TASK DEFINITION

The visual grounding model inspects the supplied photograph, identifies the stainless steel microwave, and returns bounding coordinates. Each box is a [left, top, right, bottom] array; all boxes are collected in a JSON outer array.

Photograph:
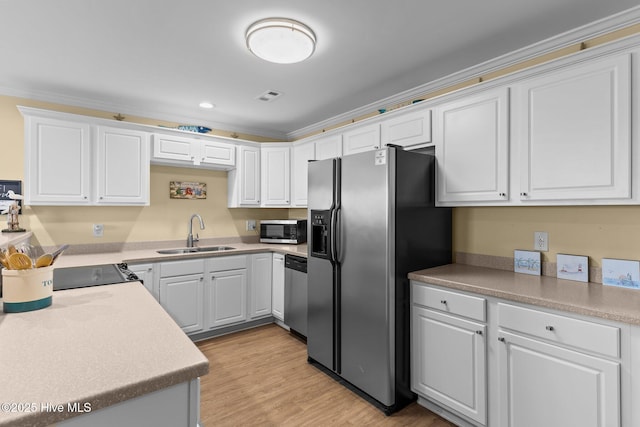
[[260, 220, 307, 244]]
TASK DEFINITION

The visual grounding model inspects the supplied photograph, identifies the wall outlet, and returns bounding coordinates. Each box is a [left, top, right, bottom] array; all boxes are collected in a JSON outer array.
[[246, 220, 256, 231], [534, 231, 548, 251], [93, 224, 104, 238]]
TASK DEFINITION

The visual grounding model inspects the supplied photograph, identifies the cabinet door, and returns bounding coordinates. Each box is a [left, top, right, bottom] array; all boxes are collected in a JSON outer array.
[[412, 306, 486, 424], [239, 145, 261, 205], [343, 124, 380, 155], [272, 253, 285, 321], [498, 330, 620, 427], [261, 146, 290, 206], [152, 134, 195, 163], [128, 263, 155, 299], [96, 126, 150, 205], [25, 116, 92, 205], [381, 108, 431, 148], [159, 273, 204, 334], [206, 269, 247, 328], [291, 142, 315, 207], [250, 253, 273, 318], [315, 134, 343, 160], [435, 87, 509, 204], [200, 139, 235, 168], [516, 54, 631, 202]]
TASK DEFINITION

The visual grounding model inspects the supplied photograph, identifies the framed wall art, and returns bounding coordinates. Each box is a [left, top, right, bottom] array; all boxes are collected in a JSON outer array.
[[169, 181, 207, 199]]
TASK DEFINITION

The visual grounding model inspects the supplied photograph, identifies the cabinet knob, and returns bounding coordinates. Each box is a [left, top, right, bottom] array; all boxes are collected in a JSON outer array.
[[499, 192, 506, 197], [520, 192, 528, 197], [475, 330, 483, 335], [498, 337, 505, 342], [545, 325, 555, 331], [99, 196, 103, 200], [83, 196, 88, 200], [440, 300, 447, 305]]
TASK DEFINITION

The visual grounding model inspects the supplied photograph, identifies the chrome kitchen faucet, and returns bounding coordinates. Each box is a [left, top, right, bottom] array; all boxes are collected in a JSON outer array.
[[187, 213, 205, 247]]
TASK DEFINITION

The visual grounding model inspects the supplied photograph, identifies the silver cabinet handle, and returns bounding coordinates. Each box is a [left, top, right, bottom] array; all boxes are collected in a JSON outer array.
[[499, 192, 506, 197], [440, 300, 447, 305], [520, 192, 528, 196], [498, 337, 505, 342], [545, 325, 555, 331], [475, 330, 483, 335]]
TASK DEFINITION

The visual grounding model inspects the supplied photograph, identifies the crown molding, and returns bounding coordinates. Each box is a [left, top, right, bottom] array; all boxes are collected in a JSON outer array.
[[0, 85, 288, 141], [287, 5, 640, 140]]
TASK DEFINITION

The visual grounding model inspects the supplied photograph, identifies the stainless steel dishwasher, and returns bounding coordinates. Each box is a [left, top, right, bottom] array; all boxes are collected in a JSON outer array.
[[285, 254, 308, 339]]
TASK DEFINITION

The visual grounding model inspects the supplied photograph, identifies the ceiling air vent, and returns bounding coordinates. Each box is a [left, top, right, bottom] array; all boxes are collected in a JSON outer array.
[[256, 90, 283, 102]]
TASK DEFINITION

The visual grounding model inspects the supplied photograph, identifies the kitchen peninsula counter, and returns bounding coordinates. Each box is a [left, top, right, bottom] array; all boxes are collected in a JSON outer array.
[[410, 263, 640, 326], [0, 282, 209, 426]]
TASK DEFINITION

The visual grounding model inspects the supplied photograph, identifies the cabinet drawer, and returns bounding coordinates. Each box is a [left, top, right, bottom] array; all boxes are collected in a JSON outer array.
[[498, 303, 620, 358], [412, 283, 486, 322], [160, 259, 205, 277], [207, 255, 248, 272]]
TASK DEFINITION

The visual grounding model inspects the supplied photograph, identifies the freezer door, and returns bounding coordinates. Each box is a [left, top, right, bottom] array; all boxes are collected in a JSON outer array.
[[338, 148, 395, 406], [307, 159, 337, 371]]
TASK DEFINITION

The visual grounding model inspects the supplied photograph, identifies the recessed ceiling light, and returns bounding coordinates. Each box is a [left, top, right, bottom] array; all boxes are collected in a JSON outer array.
[[246, 18, 316, 64], [199, 101, 215, 109]]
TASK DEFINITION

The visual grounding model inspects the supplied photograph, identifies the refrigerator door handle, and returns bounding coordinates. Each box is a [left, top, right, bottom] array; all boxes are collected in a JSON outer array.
[[330, 207, 338, 263], [333, 205, 342, 263]]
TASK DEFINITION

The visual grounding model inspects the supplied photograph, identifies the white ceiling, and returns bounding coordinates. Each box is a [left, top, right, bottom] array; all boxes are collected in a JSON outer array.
[[0, 0, 638, 139]]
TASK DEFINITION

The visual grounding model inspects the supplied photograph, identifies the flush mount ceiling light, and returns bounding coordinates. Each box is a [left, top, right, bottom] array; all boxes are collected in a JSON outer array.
[[199, 101, 215, 109], [246, 18, 316, 64]]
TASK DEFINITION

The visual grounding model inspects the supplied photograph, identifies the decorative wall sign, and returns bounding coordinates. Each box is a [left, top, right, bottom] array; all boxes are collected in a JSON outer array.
[[0, 180, 22, 213], [170, 181, 207, 199], [557, 254, 589, 283], [602, 258, 640, 289], [514, 250, 541, 276]]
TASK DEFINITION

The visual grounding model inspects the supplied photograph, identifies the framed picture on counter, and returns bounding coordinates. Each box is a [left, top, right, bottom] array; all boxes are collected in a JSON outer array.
[[602, 258, 640, 289], [557, 254, 589, 283], [514, 250, 541, 276]]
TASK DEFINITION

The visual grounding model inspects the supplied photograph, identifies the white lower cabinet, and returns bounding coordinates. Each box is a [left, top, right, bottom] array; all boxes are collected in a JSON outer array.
[[411, 282, 626, 427], [497, 303, 620, 427], [272, 253, 285, 321], [159, 259, 205, 335], [206, 269, 247, 328], [412, 283, 487, 426], [128, 263, 156, 299], [249, 253, 272, 318]]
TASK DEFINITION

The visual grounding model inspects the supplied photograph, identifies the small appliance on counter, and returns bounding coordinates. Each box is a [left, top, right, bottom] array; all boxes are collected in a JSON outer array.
[[260, 219, 307, 244]]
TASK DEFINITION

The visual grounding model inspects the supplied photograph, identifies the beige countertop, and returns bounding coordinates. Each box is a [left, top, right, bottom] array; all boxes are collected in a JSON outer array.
[[410, 264, 640, 326], [0, 282, 209, 427], [53, 242, 307, 269]]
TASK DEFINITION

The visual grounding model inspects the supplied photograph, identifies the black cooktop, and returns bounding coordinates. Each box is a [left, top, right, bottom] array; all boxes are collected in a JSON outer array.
[[53, 263, 139, 291]]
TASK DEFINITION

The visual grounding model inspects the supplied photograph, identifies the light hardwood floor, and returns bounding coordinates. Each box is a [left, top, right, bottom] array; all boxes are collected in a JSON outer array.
[[196, 324, 455, 426]]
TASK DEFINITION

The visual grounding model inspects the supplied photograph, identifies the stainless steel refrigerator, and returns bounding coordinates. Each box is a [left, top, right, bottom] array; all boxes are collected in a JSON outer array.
[[307, 146, 451, 414]]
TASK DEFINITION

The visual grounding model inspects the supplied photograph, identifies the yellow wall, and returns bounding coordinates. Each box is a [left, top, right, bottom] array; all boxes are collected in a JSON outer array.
[[453, 206, 640, 267], [0, 95, 289, 247]]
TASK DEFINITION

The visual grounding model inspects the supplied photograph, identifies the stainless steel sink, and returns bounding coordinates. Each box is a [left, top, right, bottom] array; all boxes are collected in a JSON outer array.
[[157, 246, 235, 254]]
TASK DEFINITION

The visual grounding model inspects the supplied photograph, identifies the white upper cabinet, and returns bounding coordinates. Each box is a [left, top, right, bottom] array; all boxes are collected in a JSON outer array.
[[315, 134, 343, 160], [96, 126, 150, 205], [21, 108, 150, 206], [435, 87, 510, 204], [261, 144, 290, 207], [228, 144, 261, 207], [381, 108, 432, 148], [151, 133, 235, 169], [343, 123, 380, 155], [24, 114, 92, 205], [291, 141, 315, 207], [515, 54, 631, 202]]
